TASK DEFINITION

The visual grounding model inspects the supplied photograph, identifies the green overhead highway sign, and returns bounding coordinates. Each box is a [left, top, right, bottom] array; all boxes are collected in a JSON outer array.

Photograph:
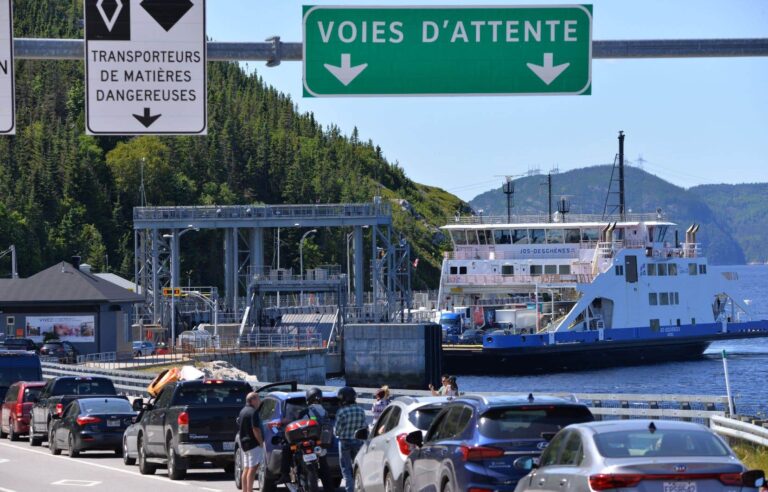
[[303, 5, 592, 97]]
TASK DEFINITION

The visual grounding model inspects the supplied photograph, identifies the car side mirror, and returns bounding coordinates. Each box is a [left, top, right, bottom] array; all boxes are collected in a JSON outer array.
[[354, 427, 369, 440], [405, 430, 423, 447], [742, 470, 765, 488], [271, 435, 283, 445], [513, 456, 537, 471], [132, 398, 144, 411]]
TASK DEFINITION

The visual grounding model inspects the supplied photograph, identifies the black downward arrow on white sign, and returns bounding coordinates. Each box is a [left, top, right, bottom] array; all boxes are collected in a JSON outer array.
[[133, 108, 162, 128], [140, 0, 193, 32]]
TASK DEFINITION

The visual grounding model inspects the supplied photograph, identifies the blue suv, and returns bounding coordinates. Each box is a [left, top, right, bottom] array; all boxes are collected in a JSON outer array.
[[244, 383, 343, 492], [402, 394, 594, 492]]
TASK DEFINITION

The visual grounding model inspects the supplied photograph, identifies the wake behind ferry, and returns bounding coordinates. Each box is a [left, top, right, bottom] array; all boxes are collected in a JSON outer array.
[[438, 134, 768, 374]]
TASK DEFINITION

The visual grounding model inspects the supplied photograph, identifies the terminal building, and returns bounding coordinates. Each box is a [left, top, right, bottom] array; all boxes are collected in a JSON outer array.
[[0, 258, 144, 356]]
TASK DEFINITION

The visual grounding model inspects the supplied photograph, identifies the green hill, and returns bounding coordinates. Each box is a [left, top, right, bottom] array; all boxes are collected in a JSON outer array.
[[0, 2, 470, 288], [469, 166, 749, 265]]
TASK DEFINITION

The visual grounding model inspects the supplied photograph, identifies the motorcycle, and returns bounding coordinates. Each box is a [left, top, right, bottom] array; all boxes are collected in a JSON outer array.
[[271, 418, 330, 492]]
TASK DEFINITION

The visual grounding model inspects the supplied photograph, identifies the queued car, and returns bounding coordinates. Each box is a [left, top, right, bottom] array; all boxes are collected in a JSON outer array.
[[255, 385, 343, 492], [39, 341, 79, 363], [132, 341, 156, 357], [2, 338, 39, 353], [0, 381, 45, 441], [353, 396, 449, 492], [457, 329, 485, 345], [49, 397, 135, 457], [0, 352, 43, 402], [402, 394, 595, 492], [513, 419, 766, 492], [121, 404, 148, 465]]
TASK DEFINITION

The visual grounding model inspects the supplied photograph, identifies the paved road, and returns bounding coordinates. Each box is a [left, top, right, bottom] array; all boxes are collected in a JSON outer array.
[[0, 439, 237, 492]]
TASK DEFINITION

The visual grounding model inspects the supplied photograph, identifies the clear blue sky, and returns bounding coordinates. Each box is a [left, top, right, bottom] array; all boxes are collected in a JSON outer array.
[[208, 1, 768, 201]]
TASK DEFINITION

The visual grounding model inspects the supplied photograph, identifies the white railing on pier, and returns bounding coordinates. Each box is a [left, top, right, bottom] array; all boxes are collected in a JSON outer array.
[[710, 415, 768, 447]]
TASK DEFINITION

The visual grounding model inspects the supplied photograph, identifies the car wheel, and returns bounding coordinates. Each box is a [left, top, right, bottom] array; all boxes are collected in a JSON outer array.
[[123, 438, 136, 465], [354, 468, 365, 492], [234, 448, 243, 490], [138, 436, 157, 475], [8, 420, 18, 441], [261, 467, 277, 492], [49, 431, 61, 455], [441, 479, 453, 492], [167, 443, 187, 480], [402, 474, 412, 492], [384, 471, 396, 492], [28, 419, 41, 447], [0, 423, 7, 439], [67, 433, 79, 458]]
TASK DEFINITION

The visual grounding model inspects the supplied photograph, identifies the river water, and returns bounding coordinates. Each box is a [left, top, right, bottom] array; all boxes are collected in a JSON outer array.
[[457, 265, 768, 416]]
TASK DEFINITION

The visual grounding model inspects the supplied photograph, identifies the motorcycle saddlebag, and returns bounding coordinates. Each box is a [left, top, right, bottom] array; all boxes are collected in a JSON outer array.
[[285, 419, 322, 444]]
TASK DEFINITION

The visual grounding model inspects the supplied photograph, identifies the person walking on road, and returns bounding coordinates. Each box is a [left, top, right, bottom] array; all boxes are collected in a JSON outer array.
[[334, 386, 366, 492], [237, 392, 264, 492], [371, 385, 392, 423]]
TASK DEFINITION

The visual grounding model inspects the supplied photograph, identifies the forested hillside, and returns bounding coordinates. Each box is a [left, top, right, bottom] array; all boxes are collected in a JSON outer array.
[[0, 2, 470, 288], [470, 166, 752, 265]]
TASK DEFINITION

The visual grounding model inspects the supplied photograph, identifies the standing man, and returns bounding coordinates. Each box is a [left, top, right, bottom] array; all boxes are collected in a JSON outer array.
[[238, 392, 264, 492], [334, 386, 366, 492]]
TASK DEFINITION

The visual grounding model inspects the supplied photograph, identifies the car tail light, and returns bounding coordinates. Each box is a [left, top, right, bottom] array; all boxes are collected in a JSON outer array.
[[718, 473, 743, 486], [589, 474, 644, 490], [468, 488, 494, 492], [178, 411, 189, 434], [76, 416, 102, 426], [396, 433, 411, 456], [204, 380, 224, 384], [14, 403, 23, 416], [55, 403, 64, 416], [459, 445, 505, 461]]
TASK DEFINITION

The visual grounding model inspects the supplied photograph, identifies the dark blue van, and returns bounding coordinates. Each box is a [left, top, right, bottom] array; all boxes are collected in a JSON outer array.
[[0, 352, 43, 401]]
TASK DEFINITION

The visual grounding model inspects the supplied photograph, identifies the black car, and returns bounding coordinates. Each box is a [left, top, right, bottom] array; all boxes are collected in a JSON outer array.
[[49, 397, 135, 457], [458, 329, 486, 344], [39, 341, 78, 363], [2, 338, 38, 353]]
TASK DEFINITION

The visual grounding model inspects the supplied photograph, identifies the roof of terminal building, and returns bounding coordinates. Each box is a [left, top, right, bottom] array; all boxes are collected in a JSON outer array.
[[0, 262, 144, 305]]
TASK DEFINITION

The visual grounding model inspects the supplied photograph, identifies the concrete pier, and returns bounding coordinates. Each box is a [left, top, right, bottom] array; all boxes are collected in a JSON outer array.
[[344, 323, 442, 389]]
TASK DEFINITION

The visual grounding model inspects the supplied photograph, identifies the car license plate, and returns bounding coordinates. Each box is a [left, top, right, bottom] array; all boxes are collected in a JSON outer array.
[[107, 419, 121, 427], [302, 453, 317, 463], [663, 482, 697, 492], [223, 441, 234, 451]]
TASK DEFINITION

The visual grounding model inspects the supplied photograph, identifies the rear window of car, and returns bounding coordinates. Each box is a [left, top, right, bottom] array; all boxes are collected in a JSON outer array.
[[0, 356, 43, 387], [54, 378, 116, 395], [174, 384, 249, 406], [478, 405, 594, 440], [594, 429, 731, 458], [79, 399, 132, 414], [408, 406, 444, 430], [23, 387, 42, 402]]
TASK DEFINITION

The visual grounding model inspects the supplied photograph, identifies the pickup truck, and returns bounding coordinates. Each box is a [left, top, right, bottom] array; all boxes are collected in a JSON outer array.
[[133, 379, 251, 480], [29, 376, 117, 446]]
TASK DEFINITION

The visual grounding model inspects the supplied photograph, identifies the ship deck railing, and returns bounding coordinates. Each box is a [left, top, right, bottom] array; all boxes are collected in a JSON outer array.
[[450, 212, 664, 225], [444, 273, 595, 286], [445, 242, 701, 260]]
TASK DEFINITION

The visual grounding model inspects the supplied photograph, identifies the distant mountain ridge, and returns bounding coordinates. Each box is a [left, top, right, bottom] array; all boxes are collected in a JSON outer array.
[[469, 166, 765, 265]]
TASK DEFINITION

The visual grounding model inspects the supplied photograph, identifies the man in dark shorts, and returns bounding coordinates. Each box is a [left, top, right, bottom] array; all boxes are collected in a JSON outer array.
[[238, 392, 264, 492]]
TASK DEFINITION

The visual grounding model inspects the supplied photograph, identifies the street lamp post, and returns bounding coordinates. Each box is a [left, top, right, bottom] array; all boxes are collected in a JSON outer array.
[[299, 229, 317, 304], [163, 226, 198, 348]]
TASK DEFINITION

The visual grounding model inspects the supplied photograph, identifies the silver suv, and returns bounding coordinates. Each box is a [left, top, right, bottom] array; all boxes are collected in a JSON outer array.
[[353, 396, 449, 492]]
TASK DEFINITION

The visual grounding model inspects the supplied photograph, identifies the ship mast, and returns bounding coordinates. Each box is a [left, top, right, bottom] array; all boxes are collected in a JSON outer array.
[[618, 130, 626, 221]]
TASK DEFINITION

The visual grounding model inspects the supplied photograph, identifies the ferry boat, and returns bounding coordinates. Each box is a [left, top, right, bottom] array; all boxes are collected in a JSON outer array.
[[438, 140, 768, 374]]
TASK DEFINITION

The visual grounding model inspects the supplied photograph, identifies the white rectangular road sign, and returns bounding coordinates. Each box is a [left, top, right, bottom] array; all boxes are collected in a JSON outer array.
[[85, 0, 206, 135], [0, 0, 14, 134]]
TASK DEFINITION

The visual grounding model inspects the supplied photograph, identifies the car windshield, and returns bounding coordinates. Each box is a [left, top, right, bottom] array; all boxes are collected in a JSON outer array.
[[408, 406, 444, 430], [174, 384, 249, 406], [478, 405, 593, 440], [55, 379, 115, 395], [79, 399, 133, 414], [594, 429, 731, 458], [23, 387, 42, 402]]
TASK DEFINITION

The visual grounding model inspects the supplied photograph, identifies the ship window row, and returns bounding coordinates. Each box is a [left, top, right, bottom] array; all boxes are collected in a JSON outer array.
[[689, 263, 707, 275], [451, 228, 601, 246], [646, 263, 678, 276], [449, 266, 468, 275], [448, 264, 572, 276], [648, 292, 680, 306]]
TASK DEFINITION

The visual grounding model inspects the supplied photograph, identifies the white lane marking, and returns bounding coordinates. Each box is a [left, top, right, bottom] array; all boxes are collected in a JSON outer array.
[[0, 487, 17, 492], [199, 488, 221, 492], [0, 459, 9, 464], [0, 442, 190, 487], [52, 479, 101, 487]]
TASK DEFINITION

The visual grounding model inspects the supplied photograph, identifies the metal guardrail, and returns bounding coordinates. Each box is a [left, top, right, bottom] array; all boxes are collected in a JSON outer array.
[[710, 415, 768, 447]]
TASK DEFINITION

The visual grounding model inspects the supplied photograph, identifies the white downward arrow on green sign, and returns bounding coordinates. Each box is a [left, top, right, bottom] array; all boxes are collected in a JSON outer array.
[[527, 53, 570, 85], [324, 54, 368, 86]]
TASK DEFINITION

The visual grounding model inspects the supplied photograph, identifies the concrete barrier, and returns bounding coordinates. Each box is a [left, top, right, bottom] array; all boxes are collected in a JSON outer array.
[[343, 323, 442, 389], [194, 348, 326, 385]]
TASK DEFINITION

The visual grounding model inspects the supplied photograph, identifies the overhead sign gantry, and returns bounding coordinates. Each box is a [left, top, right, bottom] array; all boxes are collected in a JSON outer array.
[[84, 0, 207, 135], [0, 0, 14, 134], [303, 5, 593, 97]]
